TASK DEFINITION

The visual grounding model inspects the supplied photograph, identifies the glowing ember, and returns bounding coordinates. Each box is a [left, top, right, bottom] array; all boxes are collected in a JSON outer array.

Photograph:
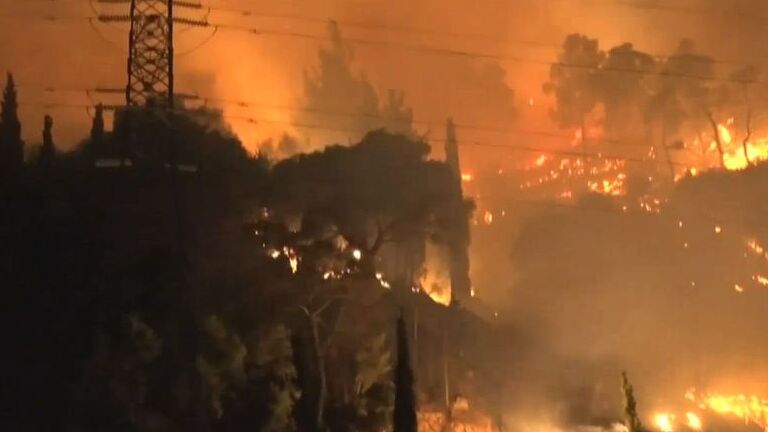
[[283, 246, 299, 274], [483, 210, 494, 225], [375, 272, 391, 289], [420, 242, 452, 306], [745, 239, 768, 261], [352, 248, 362, 261], [734, 284, 744, 293], [588, 176, 625, 196], [461, 173, 474, 182], [685, 412, 702, 431], [654, 413, 675, 432]]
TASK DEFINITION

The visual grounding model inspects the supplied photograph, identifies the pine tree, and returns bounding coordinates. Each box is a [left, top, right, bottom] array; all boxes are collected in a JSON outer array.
[[393, 313, 417, 432], [0, 72, 23, 172], [39, 115, 55, 168], [622, 371, 643, 432]]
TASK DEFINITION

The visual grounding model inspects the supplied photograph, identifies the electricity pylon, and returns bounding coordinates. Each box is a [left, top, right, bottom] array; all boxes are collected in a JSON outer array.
[[126, 0, 175, 108]]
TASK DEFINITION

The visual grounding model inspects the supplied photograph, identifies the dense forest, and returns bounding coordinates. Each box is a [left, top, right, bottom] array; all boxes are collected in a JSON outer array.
[[7, 9, 768, 429], [0, 71, 515, 432]]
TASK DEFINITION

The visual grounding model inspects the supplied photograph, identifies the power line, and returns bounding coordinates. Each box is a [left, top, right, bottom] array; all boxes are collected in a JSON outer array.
[[15, 83, 625, 145], [200, 4, 558, 50], [19, 96, 682, 166], [230, 0, 768, 23], [12, 8, 766, 84], [12, 82, 719, 162], [187, 94, 626, 144], [456, 140, 689, 166], [195, 2, 760, 68], [216, 112, 695, 167], [163, 18, 763, 85]]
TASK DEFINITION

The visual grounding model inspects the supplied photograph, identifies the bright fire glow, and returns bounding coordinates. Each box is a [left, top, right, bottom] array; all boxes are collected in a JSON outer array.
[[283, 246, 299, 274], [746, 239, 768, 261], [352, 248, 362, 261], [687, 389, 768, 431], [461, 173, 474, 182], [685, 412, 702, 431], [419, 242, 452, 306], [709, 122, 768, 171], [654, 413, 674, 432], [483, 210, 494, 225]]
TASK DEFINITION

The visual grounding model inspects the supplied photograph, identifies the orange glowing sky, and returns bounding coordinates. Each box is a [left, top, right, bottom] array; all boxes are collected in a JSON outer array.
[[4, 0, 765, 158]]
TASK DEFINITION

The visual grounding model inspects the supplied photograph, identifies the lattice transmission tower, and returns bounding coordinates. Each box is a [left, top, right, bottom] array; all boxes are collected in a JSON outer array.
[[97, 0, 207, 108], [126, 0, 175, 109]]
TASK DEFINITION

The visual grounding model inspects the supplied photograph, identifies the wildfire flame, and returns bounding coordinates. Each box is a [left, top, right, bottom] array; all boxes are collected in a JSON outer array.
[[702, 122, 768, 171], [685, 412, 702, 431], [654, 413, 675, 432], [702, 393, 768, 430], [686, 389, 768, 431], [419, 242, 452, 306]]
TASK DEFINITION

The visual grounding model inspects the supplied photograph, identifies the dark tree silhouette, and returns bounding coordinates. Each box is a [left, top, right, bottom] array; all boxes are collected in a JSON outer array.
[[442, 119, 471, 303], [297, 22, 414, 150], [0, 72, 23, 175], [39, 115, 56, 169], [599, 43, 656, 134], [292, 330, 322, 432], [88, 103, 105, 164], [393, 313, 417, 432], [444, 118, 460, 178], [621, 371, 643, 432], [269, 130, 473, 284], [543, 34, 604, 131]]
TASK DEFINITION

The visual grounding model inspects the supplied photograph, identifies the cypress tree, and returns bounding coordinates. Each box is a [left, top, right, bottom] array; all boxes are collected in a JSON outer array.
[[393, 313, 417, 432], [444, 118, 460, 179], [88, 103, 105, 164], [443, 117, 472, 305], [0, 72, 23, 172], [39, 115, 55, 168], [622, 371, 643, 432]]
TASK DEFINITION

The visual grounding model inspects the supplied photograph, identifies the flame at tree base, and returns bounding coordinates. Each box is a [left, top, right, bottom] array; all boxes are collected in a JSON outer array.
[[418, 397, 494, 432]]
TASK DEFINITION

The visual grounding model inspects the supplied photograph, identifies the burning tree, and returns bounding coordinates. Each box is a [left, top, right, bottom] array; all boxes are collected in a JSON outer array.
[[543, 34, 604, 139], [599, 43, 656, 136], [267, 130, 473, 289]]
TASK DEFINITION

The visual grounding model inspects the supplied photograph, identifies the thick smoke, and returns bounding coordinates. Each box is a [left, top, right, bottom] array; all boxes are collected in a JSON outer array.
[[7, 1, 768, 428]]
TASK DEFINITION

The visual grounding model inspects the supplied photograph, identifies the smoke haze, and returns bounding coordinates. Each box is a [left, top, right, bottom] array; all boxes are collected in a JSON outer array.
[[6, 1, 768, 429]]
